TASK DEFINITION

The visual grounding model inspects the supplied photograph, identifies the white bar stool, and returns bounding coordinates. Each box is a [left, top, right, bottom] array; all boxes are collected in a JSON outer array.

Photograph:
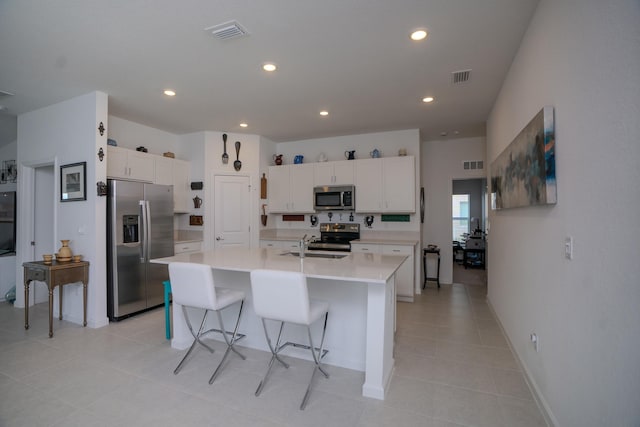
[[168, 262, 246, 384], [250, 269, 329, 410]]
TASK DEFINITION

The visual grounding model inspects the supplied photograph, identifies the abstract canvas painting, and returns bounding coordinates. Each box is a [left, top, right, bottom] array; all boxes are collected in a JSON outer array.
[[490, 106, 556, 210]]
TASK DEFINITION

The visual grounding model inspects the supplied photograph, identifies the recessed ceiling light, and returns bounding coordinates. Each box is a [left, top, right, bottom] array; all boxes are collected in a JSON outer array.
[[410, 29, 428, 41], [163, 90, 176, 96], [422, 96, 434, 103], [239, 123, 248, 128], [262, 63, 277, 72], [319, 110, 329, 116]]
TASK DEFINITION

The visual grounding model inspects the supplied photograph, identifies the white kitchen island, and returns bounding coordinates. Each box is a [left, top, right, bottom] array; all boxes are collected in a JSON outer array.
[[151, 247, 406, 400]]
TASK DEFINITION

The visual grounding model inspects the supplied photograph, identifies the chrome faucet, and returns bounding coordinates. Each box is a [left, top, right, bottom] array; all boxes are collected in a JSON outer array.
[[298, 234, 315, 258], [299, 234, 308, 258]]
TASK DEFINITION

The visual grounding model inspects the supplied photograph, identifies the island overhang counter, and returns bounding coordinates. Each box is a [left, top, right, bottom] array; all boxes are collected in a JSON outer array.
[[151, 247, 407, 400]]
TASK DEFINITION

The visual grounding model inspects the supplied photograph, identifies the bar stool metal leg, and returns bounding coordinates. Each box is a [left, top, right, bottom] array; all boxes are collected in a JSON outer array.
[[209, 301, 246, 384], [301, 312, 330, 410], [174, 306, 215, 375], [255, 319, 289, 396]]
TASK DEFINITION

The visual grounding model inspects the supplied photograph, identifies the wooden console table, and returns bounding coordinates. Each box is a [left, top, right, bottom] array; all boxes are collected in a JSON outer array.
[[23, 260, 89, 338]]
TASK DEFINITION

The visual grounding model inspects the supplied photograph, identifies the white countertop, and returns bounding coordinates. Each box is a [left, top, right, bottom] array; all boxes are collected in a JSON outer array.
[[152, 247, 407, 284]]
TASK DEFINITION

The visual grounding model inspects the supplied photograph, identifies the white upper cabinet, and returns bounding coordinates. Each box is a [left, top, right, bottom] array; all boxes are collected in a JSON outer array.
[[154, 155, 173, 185], [268, 165, 291, 212], [354, 159, 383, 212], [314, 160, 354, 186], [355, 156, 415, 213], [107, 146, 155, 182], [172, 159, 190, 213], [268, 164, 315, 213], [108, 146, 191, 213], [382, 156, 415, 212]]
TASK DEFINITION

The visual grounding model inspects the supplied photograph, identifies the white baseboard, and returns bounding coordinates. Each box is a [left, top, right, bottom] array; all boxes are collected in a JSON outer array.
[[486, 297, 558, 427]]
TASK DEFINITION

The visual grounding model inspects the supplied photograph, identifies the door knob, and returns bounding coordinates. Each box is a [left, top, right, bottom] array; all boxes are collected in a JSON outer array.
[[216, 237, 224, 241]]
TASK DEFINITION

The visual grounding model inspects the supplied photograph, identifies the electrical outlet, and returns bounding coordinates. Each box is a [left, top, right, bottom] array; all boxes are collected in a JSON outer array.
[[530, 333, 539, 352], [565, 236, 573, 260]]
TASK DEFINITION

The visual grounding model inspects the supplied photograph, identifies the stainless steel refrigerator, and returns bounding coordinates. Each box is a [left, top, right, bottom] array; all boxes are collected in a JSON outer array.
[[107, 180, 174, 320]]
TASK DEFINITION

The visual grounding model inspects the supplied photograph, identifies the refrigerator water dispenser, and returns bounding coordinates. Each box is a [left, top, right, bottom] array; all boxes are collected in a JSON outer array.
[[123, 215, 139, 243]]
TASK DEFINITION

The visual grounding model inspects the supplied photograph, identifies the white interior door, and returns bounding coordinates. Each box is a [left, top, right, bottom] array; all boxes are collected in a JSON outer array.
[[213, 175, 251, 248], [33, 165, 55, 304]]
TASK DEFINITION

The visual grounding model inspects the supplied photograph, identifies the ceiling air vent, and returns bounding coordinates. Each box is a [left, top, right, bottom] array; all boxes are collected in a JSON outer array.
[[204, 20, 249, 41], [451, 69, 472, 84]]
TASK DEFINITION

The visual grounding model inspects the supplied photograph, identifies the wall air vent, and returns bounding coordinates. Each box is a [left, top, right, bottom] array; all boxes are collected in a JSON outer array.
[[204, 20, 249, 41], [451, 69, 472, 84], [463, 160, 484, 170]]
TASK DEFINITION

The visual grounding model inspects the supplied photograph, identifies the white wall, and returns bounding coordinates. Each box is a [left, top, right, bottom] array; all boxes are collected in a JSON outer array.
[[201, 131, 262, 249], [486, 1, 640, 425], [273, 129, 421, 232], [174, 132, 205, 231], [175, 131, 277, 247], [0, 140, 17, 301], [275, 129, 418, 164], [422, 137, 486, 284], [259, 136, 277, 231], [107, 116, 179, 153], [16, 92, 109, 328]]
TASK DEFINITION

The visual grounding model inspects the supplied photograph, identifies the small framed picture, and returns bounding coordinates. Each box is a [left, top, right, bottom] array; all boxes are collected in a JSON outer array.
[[60, 162, 87, 202]]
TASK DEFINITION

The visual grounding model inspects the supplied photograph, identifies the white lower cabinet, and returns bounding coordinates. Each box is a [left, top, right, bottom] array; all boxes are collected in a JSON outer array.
[[259, 240, 299, 251], [351, 242, 414, 301], [174, 241, 202, 254], [280, 240, 300, 251], [259, 240, 282, 249], [350, 243, 381, 254], [381, 245, 414, 301]]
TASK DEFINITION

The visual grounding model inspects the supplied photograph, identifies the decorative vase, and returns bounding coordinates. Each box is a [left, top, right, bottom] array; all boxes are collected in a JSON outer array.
[[57, 240, 73, 260]]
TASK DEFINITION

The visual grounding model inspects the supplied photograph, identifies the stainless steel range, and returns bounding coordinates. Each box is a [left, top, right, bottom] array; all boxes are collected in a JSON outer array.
[[307, 223, 360, 252]]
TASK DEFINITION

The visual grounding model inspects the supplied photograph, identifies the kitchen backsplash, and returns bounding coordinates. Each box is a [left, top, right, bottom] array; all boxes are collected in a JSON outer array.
[[271, 211, 418, 232]]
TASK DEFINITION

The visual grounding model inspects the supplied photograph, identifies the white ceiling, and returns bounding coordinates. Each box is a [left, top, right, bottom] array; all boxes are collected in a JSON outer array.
[[0, 0, 539, 147]]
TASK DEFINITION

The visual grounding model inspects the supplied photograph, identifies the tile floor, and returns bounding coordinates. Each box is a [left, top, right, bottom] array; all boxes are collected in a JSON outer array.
[[0, 273, 547, 426]]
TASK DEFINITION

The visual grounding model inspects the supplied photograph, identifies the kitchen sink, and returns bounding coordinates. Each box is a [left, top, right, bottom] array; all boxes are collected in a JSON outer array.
[[281, 252, 348, 259]]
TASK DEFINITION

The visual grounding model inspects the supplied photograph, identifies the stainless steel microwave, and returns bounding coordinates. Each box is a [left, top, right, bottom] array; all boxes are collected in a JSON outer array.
[[313, 185, 355, 211]]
